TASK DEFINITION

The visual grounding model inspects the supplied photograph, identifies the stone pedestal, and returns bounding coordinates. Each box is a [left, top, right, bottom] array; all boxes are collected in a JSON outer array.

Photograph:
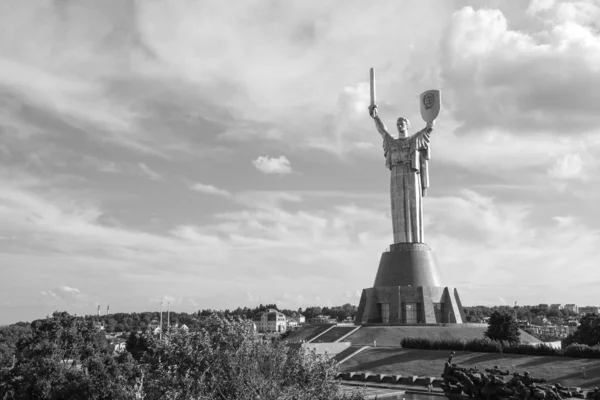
[[354, 243, 466, 324]]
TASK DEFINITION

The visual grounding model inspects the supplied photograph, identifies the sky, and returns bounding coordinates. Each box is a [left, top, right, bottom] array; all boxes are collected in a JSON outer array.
[[1, 0, 600, 325]]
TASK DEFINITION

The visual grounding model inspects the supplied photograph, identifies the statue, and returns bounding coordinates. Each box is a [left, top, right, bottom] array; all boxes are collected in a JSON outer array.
[[368, 67, 440, 244]]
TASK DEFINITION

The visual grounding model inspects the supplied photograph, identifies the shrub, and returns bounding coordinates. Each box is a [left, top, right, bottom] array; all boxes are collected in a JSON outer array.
[[464, 338, 502, 353], [401, 337, 465, 350], [563, 344, 600, 359], [506, 343, 563, 357]]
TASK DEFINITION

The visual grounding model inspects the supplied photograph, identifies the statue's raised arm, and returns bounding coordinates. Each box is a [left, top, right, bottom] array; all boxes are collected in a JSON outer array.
[[368, 68, 392, 141], [369, 105, 390, 139]]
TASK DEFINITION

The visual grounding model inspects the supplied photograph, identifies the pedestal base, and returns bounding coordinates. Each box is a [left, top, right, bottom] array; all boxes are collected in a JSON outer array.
[[354, 242, 466, 324], [354, 285, 466, 324], [374, 243, 441, 287]]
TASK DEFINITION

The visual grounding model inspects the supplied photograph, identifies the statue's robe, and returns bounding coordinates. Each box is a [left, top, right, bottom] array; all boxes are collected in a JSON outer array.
[[383, 127, 431, 243]]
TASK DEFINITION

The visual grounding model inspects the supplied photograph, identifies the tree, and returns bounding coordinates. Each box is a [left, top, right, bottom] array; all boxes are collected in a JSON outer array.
[[484, 311, 521, 344], [125, 331, 154, 362], [2, 311, 141, 399], [562, 313, 600, 347], [139, 314, 363, 400], [0, 322, 30, 368]]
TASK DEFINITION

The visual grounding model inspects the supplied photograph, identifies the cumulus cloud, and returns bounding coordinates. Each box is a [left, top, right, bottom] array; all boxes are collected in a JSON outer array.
[[252, 156, 292, 175], [440, 2, 600, 134], [424, 190, 600, 305], [190, 182, 231, 197]]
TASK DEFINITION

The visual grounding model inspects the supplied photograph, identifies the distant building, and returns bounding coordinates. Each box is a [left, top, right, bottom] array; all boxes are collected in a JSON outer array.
[[114, 342, 127, 354], [579, 306, 599, 315], [93, 321, 105, 331], [248, 321, 257, 333], [528, 324, 569, 338], [531, 316, 549, 326], [517, 320, 531, 330], [563, 304, 578, 314], [148, 319, 160, 331], [287, 319, 298, 329], [289, 312, 306, 325], [253, 309, 287, 333], [556, 325, 570, 338]]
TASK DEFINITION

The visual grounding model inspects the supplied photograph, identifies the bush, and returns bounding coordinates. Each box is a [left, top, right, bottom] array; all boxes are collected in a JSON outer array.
[[507, 343, 563, 357], [400, 337, 465, 350], [563, 344, 600, 359], [464, 338, 502, 353]]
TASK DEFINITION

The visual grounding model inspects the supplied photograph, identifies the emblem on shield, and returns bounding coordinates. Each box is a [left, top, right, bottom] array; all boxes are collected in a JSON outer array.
[[420, 90, 441, 123]]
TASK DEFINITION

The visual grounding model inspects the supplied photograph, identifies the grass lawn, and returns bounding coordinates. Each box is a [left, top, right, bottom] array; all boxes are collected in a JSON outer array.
[[339, 348, 600, 389], [315, 326, 356, 343], [283, 324, 335, 343]]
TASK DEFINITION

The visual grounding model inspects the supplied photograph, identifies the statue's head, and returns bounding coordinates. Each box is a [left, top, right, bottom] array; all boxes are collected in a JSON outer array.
[[396, 117, 410, 138]]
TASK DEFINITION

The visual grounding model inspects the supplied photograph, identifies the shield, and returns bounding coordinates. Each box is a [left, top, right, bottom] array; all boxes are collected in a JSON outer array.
[[420, 90, 441, 123]]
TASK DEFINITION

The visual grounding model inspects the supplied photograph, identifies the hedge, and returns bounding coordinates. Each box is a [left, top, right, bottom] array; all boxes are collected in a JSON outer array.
[[400, 337, 600, 358]]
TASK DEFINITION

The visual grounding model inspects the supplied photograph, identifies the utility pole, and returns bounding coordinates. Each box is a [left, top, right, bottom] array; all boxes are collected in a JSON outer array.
[[159, 302, 163, 340], [167, 302, 171, 333]]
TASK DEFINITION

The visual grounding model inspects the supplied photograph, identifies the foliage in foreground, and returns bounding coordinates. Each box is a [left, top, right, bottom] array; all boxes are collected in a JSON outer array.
[[0, 312, 363, 400]]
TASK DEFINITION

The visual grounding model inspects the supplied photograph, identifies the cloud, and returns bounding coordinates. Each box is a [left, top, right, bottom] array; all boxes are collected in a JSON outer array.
[[190, 182, 231, 197], [547, 153, 584, 179], [440, 3, 600, 134], [3, 0, 600, 324], [59, 286, 80, 294], [424, 190, 600, 305], [252, 156, 292, 175], [138, 163, 163, 181], [2, 171, 600, 322], [40, 285, 90, 305]]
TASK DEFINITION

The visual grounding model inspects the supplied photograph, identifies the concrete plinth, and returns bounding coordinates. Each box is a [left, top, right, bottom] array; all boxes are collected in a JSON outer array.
[[354, 285, 466, 324], [354, 242, 466, 324], [373, 243, 441, 288]]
